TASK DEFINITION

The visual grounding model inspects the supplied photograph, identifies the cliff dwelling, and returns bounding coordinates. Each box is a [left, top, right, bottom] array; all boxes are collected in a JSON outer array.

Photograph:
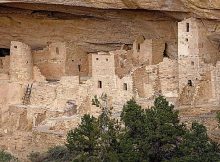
[[0, 1, 220, 161]]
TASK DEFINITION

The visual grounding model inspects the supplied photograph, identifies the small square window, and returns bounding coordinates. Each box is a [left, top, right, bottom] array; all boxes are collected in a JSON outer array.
[[188, 80, 192, 86], [96, 58, 99, 60], [106, 58, 108, 61], [123, 83, 128, 91], [98, 81, 102, 88], [14, 46, 17, 49]]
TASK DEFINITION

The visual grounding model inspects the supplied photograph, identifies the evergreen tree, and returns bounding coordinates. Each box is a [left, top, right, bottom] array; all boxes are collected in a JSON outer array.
[[171, 122, 220, 162], [119, 99, 146, 161], [66, 94, 121, 162], [66, 114, 101, 161], [120, 96, 186, 162], [120, 96, 220, 161], [144, 96, 186, 161], [66, 95, 220, 162]]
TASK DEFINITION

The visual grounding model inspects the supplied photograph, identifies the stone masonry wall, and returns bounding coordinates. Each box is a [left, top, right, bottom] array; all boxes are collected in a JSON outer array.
[[158, 58, 178, 98], [33, 42, 66, 80], [152, 39, 165, 65], [0, 56, 10, 74], [10, 41, 33, 82], [65, 43, 89, 77], [178, 18, 200, 95], [133, 37, 164, 66], [114, 50, 133, 78], [178, 18, 220, 106]]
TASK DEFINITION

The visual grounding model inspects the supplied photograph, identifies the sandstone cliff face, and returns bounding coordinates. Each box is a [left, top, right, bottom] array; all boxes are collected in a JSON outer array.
[[0, 1, 219, 160], [0, 0, 219, 54], [1, 0, 220, 19], [0, 3, 178, 56]]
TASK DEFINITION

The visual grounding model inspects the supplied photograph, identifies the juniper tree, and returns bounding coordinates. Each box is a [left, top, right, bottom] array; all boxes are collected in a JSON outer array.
[[66, 94, 121, 161]]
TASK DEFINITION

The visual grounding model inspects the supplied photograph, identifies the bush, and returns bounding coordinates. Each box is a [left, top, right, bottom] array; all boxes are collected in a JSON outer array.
[[0, 150, 18, 162], [28, 146, 74, 162], [45, 146, 73, 162], [28, 152, 43, 162]]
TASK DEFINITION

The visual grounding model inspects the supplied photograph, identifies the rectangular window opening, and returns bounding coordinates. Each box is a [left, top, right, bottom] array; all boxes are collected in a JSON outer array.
[[0, 48, 10, 57], [56, 47, 59, 54], [186, 23, 189, 32], [78, 65, 81, 72], [137, 43, 140, 52], [123, 83, 128, 91], [98, 81, 102, 88], [188, 80, 192, 86]]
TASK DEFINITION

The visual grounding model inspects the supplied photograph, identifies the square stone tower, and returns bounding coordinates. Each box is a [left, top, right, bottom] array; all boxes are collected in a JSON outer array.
[[88, 52, 117, 96], [178, 18, 201, 94], [178, 18, 220, 105]]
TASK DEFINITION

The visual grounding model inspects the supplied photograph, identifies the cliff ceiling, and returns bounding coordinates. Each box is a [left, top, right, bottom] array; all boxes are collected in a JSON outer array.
[[1, 0, 220, 19], [0, 0, 219, 53]]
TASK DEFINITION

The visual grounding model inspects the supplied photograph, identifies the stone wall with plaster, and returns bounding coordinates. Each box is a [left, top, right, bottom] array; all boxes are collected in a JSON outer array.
[[33, 42, 66, 80], [0, 56, 10, 74], [158, 58, 178, 98], [133, 36, 164, 65], [114, 50, 133, 78], [178, 18, 220, 106], [65, 44, 89, 77], [10, 41, 33, 82]]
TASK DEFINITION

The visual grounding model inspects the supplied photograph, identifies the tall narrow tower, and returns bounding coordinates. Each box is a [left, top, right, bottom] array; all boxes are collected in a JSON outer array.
[[178, 18, 200, 94]]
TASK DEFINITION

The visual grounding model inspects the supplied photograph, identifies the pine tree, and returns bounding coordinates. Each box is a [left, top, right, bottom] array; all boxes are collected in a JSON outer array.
[[120, 96, 185, 161], [66, 95, 220, 162], [66, 94, 121, 161], [171, 122, 220, 162], [66, 114, 101, 161]]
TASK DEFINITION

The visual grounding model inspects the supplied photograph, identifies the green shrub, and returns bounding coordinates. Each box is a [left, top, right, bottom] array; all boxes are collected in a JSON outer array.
[[28, 152, 42, 162], [0, 150, 18, 162], [45, 146, 72, 162], [28, 146, 74, 162]]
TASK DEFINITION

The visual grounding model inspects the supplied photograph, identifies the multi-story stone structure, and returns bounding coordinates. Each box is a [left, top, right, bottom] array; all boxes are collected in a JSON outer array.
[[178, 18, 220, 106], [0, 17, 220, 160]]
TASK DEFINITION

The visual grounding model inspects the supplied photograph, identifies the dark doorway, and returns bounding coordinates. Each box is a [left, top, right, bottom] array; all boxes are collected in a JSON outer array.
[[78, 65, 81, 72], [163, 43, 169, 58], [137, 43, 140, 52], [98, 81, 102, 88], [123, 83, 128, 91]]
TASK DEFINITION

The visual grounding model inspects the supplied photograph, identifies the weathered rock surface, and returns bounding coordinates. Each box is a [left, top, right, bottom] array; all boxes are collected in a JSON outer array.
[[0, 1, 219, 53], [0, 3, 178, 54], [1, 0, 220, 19], [0, 0, 219, 161]]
